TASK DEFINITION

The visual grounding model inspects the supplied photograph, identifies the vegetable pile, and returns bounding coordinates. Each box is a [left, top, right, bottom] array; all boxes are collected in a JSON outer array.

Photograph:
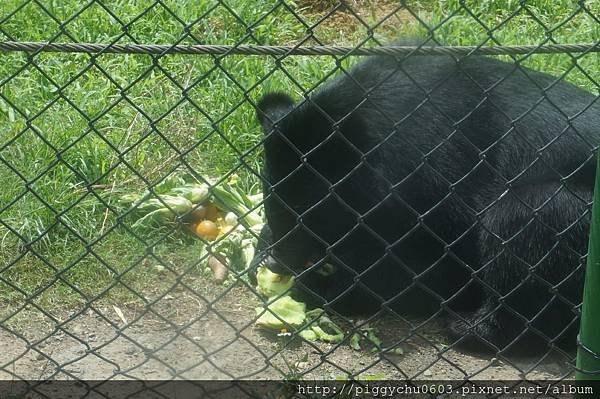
[[120, 175, 263, 284], [254, 266, 344, 343], [253, 266, 391, 350], [119, 175, 378, 349]]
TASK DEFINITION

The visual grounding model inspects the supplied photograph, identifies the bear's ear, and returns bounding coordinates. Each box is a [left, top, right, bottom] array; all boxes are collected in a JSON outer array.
[[256, 92, 295, 132]]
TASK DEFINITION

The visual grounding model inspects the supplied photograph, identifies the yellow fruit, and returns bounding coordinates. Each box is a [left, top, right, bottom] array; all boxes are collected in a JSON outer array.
[[195, 220, 219, 240]]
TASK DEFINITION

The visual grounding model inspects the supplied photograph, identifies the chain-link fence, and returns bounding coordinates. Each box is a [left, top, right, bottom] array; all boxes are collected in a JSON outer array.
[[1, 0, 599, 397]]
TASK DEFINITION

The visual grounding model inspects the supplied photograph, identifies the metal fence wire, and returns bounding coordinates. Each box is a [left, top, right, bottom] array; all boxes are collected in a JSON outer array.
[[0, 0, 599, 396]]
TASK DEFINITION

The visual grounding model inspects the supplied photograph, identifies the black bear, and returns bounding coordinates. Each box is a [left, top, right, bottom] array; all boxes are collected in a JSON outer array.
[[254, 45, 600, 353]]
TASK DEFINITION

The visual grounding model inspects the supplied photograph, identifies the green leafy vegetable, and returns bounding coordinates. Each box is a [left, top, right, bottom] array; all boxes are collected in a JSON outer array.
[[256, 266, 294, 298], [169, 183, 210, 203], [255, 296, 307, 330]]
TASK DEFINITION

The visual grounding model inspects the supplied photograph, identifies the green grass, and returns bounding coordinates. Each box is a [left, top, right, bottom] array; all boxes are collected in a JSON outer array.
[[0, 0, 598, 317], [410, 0, 600, 90], [0, 0, 318, 316]]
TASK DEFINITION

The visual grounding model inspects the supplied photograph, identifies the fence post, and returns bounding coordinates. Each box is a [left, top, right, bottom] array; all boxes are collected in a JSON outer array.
[[576, 153, 600, 380]]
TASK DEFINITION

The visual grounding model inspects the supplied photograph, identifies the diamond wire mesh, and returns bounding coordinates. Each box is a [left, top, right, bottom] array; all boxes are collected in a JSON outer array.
[[0, 0, 599, 395]]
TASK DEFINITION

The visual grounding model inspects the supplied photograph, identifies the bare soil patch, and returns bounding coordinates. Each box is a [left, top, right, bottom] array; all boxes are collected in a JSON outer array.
[[0, 279, 575, 381]]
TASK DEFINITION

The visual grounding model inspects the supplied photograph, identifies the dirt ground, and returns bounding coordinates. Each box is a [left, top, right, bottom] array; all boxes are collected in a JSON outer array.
[[0, 277, 576, 383], [298, 0, 416, 45]]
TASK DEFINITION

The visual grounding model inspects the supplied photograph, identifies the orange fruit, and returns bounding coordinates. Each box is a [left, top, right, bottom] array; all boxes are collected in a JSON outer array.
[[195, 220, 219, 240]]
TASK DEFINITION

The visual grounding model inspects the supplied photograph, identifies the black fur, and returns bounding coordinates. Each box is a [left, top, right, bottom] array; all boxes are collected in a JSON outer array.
[[254, 49, 599, 352]]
